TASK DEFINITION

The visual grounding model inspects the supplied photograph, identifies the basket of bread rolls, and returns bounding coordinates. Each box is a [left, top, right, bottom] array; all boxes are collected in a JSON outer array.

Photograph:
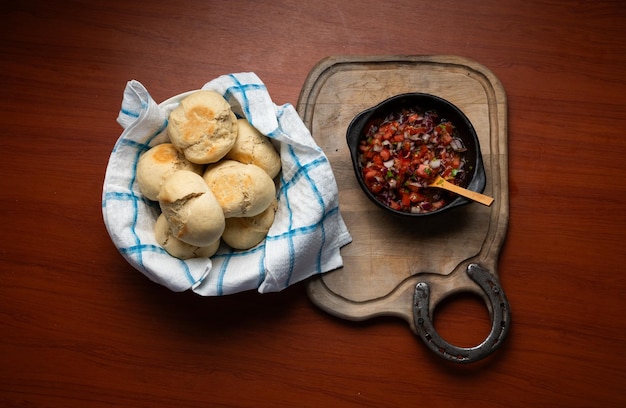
[[139, 90, 281, 258], [102, 73, 351, 296]]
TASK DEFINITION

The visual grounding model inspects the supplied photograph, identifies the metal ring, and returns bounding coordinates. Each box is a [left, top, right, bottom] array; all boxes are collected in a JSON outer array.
[[413, 263, 511, 363]]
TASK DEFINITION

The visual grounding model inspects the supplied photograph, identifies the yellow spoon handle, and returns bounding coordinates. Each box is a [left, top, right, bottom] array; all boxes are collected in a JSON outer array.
[[429, 176, 494, 207]]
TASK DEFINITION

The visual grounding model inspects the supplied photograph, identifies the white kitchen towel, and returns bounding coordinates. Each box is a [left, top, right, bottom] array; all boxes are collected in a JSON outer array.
[[102, 73, 352, 295]]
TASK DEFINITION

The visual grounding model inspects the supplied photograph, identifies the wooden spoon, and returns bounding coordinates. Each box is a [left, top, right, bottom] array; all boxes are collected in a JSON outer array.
[[428, 175, 494, 207]]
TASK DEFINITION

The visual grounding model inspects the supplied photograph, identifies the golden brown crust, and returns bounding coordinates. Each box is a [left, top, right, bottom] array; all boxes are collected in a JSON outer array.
[[167, 91, 238, 164], [221, 198, 278, 249], [225, 119, 281, 178], [202, 160, 276, 218], [157, 170, 225, 247], [136, 143, 203, 201], [154, 214, 220, 259]]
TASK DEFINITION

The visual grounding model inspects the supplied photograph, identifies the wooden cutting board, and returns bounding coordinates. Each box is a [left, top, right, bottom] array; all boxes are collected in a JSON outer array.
[[297, 55, 509, 359]]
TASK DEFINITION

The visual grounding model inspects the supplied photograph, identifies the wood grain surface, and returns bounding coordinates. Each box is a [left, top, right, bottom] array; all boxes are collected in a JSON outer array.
[[1, 1, 625, 407], [300, 56, 509, 335]]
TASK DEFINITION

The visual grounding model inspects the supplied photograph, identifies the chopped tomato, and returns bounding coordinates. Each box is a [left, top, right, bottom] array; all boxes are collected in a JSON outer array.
[[417, 144, 429, 159], [409, 191, 425, 203], [359, 107, 467, 213], [416, 164, 433, 179], [401, 191, 411, 208], [405, 181, 421, 192], [380, 148, 391, 161], [451, 156, 461, 168], [441, 132, 453, 145], [364, 169, 379, 180], [402, 140, 412, 152], [368, 181, 384, 194]]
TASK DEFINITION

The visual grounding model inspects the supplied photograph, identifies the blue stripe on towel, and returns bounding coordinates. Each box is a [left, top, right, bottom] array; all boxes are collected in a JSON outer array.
[[287, 145, 326, 285], [107, 117, 170, 273], [127, 123, 166, 269], [212, 244, 266, 295], [257, 248, 266, 287], [120, 107, 140, 119], [280, 156, 328, 190], [102, 191, 156, 208], [216, 249, 233, 296], [225, 74, 266, 121], [295, 152, 327, 274], [106, 74, 349, 295], [120, 245, 196, 285], [266, 206, 338, 241], [281, 171, 296, 286]]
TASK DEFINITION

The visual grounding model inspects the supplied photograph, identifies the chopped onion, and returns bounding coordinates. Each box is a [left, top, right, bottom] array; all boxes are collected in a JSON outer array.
[[358, 107, 467, 214], [406, 180, 424, 189], [450, 138, 466, 152]]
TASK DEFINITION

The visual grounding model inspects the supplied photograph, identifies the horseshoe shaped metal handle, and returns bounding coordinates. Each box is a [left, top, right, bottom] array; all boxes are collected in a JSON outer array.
[[413, 263, 511, 363]]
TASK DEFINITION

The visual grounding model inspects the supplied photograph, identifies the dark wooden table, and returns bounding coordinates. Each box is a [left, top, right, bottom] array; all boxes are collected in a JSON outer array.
[[1, 1, 625, 407]]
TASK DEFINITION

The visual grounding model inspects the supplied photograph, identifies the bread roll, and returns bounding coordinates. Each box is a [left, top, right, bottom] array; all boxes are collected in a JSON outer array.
[[222, 198, 278, 250], [202, 160, 276, 218], [167, 90, 238, 164], [157, 170, 225, 247], [225, 119, 281, 178], [136, 143, 204, 201], [154, 214, 220, 259]]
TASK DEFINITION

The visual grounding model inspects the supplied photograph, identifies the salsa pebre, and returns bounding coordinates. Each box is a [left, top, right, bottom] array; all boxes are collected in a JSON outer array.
[[358, 107, 469, 213]]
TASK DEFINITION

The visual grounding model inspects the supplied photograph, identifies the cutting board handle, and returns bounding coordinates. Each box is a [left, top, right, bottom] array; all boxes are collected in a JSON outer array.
[[413, 263, 510, 363]]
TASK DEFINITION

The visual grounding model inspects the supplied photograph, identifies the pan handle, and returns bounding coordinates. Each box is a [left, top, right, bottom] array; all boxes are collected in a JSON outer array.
[[413, 263, 511, 363]]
